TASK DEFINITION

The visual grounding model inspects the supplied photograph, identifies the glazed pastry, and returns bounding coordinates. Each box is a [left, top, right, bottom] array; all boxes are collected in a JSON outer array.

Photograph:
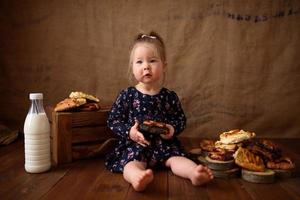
[[234, 147, 265, 172], [69, 91, 100, 102], [220, 129, 255, 144], [54, 98, 86, 112]]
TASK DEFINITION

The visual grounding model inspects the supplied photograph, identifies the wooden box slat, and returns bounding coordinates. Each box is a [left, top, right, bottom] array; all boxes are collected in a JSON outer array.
[[72, 126, 114, 144], [46, 107, 109, 127], [52, 113, 73, 164], [71, 111, 108, 127]]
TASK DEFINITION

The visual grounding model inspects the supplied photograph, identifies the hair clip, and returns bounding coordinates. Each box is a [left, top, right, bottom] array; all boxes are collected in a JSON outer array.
[[141, 34, 157, 39]]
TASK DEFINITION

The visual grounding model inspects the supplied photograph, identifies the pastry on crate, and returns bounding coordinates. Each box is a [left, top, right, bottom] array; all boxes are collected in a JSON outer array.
[[69, 91, 100, 102], [54, 98, 86, 112], [54, 91, 100, 112], [79, 102, 101, 111]]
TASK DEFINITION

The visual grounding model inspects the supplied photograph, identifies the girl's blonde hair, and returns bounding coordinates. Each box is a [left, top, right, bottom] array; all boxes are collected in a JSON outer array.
[[127, 31, 167, 84]]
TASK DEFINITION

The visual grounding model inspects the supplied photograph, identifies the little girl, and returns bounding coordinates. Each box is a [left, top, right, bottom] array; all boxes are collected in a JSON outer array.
[[105, 31, 213, 192]]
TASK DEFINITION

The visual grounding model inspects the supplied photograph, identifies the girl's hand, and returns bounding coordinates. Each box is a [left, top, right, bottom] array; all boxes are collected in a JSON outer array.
[[129, 121, 150, 147], [160, 124, 174, 140]]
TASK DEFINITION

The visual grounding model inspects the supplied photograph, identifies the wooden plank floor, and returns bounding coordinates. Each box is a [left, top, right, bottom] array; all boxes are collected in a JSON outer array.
[[0, 137, 299, 200]]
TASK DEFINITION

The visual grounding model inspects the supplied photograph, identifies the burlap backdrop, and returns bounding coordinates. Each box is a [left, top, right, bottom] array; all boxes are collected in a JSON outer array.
[[0, 0, 299, 138]]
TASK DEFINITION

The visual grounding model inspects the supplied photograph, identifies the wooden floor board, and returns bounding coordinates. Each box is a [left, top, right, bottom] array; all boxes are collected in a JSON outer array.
[[0, 158, 70, 200], [41, 159, 130, 200], [84, 162, 130, 200], [0, 141, 23, 172], [240, 179, 296, 200], [168, 171, 209, 200], [206, 178, 253, 200], [279, 178, 300, 200], [125, 169, 168, 200], [0, 140, 70, 200], [0, 138, 299, 199]]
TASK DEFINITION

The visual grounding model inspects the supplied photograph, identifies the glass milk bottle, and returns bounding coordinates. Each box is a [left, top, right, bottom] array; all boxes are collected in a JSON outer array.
[[23, 93, 51, 173]]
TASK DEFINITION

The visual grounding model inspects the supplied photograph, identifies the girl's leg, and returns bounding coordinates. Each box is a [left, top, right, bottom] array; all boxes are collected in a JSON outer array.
[[123, 160, 154, 192], [165, 156, 213, 186]]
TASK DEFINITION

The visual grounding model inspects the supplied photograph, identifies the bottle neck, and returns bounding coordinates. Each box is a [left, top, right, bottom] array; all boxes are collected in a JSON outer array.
[[29, 99, 45, 114]]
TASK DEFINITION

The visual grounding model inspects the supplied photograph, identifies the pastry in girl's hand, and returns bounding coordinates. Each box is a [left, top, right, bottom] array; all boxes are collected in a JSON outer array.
[[138, 120, 169, 136]]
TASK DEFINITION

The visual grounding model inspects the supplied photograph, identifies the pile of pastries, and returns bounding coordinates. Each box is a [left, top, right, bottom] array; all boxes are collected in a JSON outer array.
[[54, 91, 100, 112], [192, 129, 295, 181]]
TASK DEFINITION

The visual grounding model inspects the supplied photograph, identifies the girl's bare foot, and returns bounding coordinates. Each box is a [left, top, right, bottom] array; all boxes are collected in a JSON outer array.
[[131, 169, 154, 191], [190, 165, 213, 186]]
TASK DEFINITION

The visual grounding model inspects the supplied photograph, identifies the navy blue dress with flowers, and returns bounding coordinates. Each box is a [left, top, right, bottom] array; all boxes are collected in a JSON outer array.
[[105, 86, 187, 172]]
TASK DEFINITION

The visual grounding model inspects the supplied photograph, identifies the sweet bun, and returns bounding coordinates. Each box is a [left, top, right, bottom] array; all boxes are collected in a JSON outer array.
[[220, 129, 255, 144]]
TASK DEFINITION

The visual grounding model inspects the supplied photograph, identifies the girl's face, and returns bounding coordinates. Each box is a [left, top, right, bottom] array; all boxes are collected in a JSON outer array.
[[131, 43, 165, 86]]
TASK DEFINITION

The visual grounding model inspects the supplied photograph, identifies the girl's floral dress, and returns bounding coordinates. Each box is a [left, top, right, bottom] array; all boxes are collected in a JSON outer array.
[[105, 87, 187, 172]]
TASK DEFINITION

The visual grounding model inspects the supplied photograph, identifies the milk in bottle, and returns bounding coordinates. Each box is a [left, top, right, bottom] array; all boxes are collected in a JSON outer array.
[[24, 93, 51, 173]]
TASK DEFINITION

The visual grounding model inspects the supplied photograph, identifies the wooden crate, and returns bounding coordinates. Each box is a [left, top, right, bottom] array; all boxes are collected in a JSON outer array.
[[45, 106, 116, 165]]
